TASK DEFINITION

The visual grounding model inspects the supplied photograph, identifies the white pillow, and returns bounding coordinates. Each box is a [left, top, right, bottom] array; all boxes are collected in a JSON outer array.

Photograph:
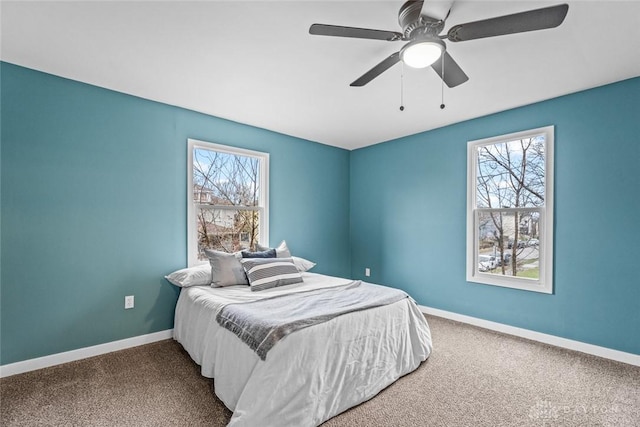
[[165, 264, 211, 287], [256, 240, 292, 258], [204, 249, 249, 287], [292, 256, 316, 272], [256, 241, 316, 272]]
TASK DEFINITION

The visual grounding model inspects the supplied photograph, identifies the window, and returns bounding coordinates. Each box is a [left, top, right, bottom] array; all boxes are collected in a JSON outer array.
[[187, 139, 269, 266], [466, 126, 554, 293]]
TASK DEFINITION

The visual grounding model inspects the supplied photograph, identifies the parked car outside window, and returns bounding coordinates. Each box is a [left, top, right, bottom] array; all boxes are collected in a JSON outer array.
[[478, 255, 497, 272]]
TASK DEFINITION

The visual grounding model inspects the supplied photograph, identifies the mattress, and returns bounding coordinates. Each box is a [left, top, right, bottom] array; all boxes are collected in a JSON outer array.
[[173, 272, 432, 426]]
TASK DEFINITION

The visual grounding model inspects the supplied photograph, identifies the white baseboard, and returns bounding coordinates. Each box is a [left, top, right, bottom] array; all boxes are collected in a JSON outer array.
[[419, 305, 640, 367], [0, 329, 174, 378]]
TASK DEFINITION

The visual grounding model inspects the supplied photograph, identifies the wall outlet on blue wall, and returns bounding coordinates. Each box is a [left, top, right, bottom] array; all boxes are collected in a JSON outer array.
[[124, 296, 134, 310]]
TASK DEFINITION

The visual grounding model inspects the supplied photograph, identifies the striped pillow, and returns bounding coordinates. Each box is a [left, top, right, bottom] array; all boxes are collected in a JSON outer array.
[[240, 257, 303, 292]]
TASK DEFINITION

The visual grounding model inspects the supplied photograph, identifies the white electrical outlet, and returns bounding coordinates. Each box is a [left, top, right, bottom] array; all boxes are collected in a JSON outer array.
[[125, 295, 134, 309], [365, 268, 371, 277]]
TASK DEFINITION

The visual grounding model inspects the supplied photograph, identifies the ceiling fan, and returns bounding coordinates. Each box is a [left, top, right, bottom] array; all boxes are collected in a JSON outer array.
[[309, 1, 569, 88]]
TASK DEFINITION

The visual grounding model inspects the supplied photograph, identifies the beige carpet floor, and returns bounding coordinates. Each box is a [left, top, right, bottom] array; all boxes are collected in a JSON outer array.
[[1, 315, 639, 426]]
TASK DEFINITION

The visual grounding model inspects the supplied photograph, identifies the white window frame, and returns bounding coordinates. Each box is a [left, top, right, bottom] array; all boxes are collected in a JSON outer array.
[[187, 138, 269, 266], [466, 126, 554, 293]]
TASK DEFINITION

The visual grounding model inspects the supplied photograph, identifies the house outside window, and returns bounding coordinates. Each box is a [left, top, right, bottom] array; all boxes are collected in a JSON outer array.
[[187, 139, 269, 266], [466, 126, 554, 293]]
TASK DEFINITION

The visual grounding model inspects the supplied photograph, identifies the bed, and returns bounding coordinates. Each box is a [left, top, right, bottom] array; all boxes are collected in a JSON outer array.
[[173, 271, 432, 426]]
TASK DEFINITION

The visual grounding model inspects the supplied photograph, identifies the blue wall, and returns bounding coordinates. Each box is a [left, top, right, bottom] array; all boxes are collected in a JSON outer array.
[[350, 77, 640, 355], [2, 61, 638, 365], [0, 63, 351, 365]]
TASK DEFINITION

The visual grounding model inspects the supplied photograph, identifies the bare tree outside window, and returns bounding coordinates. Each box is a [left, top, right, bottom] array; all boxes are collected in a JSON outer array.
[[194, 149, 260, 256], [476, 137, 545, 278], [467, 127, 554, 293], [188, 141, 269, 264]]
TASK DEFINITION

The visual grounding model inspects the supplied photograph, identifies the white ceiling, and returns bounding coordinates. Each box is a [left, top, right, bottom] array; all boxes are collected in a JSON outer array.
[[2, 1, 640, 150]]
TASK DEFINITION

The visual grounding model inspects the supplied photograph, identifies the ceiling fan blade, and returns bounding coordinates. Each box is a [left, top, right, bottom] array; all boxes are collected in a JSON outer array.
[[447, 4, 569, 42], [420, 0, 453, 21], [351, 52, 401, 87], [431, 51, 469, 88], [309, 24, 403, 41]]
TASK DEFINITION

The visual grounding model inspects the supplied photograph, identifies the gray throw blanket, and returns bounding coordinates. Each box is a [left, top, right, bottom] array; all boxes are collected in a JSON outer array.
[[216, 281, 408, 361]]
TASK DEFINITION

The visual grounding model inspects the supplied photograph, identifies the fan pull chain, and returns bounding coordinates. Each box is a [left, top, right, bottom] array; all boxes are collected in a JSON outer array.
[[440, 55, 446, 110], [399, 61, 405, 111]]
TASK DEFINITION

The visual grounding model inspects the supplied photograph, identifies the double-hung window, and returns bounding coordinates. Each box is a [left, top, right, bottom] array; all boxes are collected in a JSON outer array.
[[187, 139, 269, 266], [466, 126, 554, 293]]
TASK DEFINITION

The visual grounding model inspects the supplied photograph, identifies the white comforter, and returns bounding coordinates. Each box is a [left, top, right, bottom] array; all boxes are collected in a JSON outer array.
[[173, 272, 432, 427]]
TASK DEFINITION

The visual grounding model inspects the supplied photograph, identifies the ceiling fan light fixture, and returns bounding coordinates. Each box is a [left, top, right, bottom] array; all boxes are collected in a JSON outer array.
[[400, 38, 445, 68]]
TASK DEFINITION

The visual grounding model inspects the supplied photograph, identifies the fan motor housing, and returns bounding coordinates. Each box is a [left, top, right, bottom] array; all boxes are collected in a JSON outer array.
[[398, 0, 445, 39]]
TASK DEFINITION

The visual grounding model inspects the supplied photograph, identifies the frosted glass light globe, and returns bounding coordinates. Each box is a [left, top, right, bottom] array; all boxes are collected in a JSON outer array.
[[401, 40, 445, 68]]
